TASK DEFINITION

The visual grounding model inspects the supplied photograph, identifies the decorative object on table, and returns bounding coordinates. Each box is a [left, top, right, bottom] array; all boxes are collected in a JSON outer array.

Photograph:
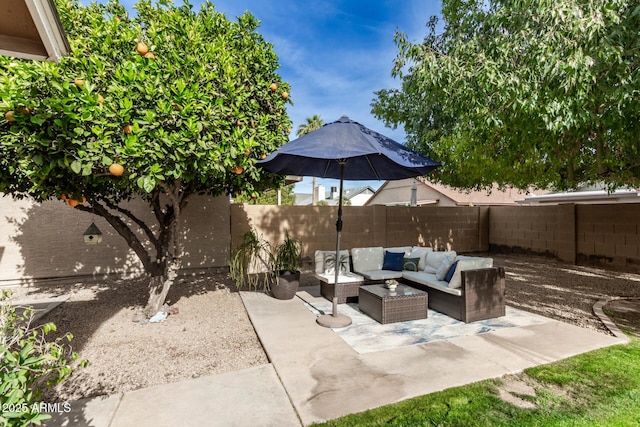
[[257, 115, 440, 328], [385, 279, 398, 291]]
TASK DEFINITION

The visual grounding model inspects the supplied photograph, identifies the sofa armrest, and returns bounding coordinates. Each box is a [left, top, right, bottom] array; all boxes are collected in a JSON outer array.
[[460, 267, 506, 322]]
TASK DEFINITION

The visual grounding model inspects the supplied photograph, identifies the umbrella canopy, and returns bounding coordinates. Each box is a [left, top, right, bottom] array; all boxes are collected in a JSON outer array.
[[259, 116, 440, 180], [257, 115, 440, 327]]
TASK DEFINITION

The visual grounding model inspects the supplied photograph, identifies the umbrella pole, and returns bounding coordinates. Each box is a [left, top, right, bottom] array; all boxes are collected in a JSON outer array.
[[316, 161, 352, 328]]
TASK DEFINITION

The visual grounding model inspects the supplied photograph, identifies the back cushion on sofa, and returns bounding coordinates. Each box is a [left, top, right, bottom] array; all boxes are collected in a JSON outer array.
[[409, 246, 433, 271], [424, 251, 457, 273], [447, 257, 493, 289], [351, 247, 384, 272]]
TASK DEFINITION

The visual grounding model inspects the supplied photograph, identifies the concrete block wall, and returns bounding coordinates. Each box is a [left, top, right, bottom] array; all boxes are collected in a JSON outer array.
[[488, 205, 561, 258], [0, 195, 230, 285], [488, 203, 640, 272], [6, 195, 640, 284], [231, 204, 486, 260], [576, 204, 640, 271]]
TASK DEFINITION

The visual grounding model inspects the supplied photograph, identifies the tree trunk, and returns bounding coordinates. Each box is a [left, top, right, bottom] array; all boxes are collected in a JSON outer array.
[[144, 259, 180, 317], [143, 183, 185, 317]]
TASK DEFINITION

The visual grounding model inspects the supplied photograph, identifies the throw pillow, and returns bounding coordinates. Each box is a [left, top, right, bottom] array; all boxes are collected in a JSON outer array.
[[323, 251, 349, 274], [444, 260, 459, 282], [403, 257, 420, 271], [382, 251, 404, 271], [435, 260, 452, 281]]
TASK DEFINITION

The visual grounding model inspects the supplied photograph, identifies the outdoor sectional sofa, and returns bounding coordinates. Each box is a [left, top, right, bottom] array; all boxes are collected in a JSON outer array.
[[314, 246, 505, 323]]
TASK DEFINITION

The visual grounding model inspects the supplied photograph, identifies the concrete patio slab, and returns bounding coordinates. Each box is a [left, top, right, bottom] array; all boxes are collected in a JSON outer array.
[[47, 364, 299, 427], [110, 364, 299, 427], [240, 289, 626, 426]]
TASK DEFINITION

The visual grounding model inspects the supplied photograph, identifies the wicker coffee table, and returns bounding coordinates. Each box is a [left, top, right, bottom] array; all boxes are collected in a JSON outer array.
[[359, 284, 428, 324]]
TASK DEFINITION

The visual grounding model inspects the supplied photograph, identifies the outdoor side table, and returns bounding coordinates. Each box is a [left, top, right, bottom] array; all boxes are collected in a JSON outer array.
[[359, 284, 428, 324]]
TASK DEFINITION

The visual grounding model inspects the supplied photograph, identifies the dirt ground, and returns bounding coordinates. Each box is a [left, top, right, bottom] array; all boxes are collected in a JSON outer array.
[[7, 253, 640, 402]]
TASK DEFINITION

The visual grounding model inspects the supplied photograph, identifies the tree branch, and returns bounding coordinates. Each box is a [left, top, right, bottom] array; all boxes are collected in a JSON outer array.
[[101, 198, 161, 253], [87, 201, 157, 274]]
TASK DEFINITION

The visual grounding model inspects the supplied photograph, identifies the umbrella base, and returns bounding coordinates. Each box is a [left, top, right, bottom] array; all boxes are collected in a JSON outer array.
[[316, 313, 352, 328]]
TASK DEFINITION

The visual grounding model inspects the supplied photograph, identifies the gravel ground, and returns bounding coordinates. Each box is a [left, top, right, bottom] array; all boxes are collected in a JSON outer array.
[[6, 253, 640, 402]]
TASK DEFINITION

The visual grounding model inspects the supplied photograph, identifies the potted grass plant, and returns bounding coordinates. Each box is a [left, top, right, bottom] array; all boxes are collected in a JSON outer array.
[[229, 229, 303, 299], [229, 229, 272, 292], [271, 232, 302, 300]]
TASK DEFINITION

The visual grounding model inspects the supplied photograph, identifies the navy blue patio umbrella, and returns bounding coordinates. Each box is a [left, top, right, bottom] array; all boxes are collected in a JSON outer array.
[[257, 116, 440, 327]]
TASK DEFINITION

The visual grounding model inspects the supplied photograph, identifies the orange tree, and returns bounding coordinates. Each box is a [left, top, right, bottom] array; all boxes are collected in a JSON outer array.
[[0, 0, 291, 315]]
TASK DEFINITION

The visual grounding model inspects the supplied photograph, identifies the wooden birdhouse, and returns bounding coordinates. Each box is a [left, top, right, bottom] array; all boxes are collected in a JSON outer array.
[[83, 222, 103, 244]]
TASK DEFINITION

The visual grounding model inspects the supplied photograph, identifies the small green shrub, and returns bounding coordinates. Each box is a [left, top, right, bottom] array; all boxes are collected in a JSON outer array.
[[0, 291, 85, 426]]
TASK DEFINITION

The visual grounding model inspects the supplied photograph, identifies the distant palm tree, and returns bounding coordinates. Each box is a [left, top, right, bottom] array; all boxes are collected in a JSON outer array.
[[297, 114, 324, 137], [297, 115, 324, 205]]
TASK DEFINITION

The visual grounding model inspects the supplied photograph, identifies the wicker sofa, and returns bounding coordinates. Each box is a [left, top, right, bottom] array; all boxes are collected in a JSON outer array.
[[315, 246, 505, 323]]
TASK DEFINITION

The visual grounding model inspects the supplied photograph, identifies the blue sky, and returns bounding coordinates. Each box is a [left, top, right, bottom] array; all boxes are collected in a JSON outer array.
[[86, 0, 443, 193]]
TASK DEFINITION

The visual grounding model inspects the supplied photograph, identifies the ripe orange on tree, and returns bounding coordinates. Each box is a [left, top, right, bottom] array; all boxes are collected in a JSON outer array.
[[109, 163, 125, 176], [270, 83, 278, 91], [136, 41, 148, 55]]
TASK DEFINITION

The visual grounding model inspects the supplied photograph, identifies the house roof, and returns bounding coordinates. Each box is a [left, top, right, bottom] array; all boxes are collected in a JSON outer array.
[[0, 0, 70, 62], [418, 179, 536, 206], [294, 185, 376, 206], [342, 186, 376, 198], [517, 182, 640, 205], [366, 178, 539, 206]]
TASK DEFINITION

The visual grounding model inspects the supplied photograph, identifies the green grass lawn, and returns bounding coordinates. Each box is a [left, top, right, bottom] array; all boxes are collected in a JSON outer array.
[[313, 339, 640, 426]]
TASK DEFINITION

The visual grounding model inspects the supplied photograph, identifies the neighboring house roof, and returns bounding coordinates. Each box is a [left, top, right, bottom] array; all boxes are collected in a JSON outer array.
[[517, 182, 640, 205], [1, 0, 71, 62], [343, 186, 375, 199], [366, 178, 538, 207], [294, 186, 376, 206]]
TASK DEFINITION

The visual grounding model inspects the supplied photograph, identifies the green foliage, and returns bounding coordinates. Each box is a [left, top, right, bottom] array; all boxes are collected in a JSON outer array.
[[229, 229, 302, 289], [297, 114, 324, 136], [372, 0, 640, 191], [0, 291, 85, 426], [234, 184, 296, 205], [0, 0, 291, 202], [313, 340, 640, 426], [273, 232, 301, 273], [229, 229, 273, 291]]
